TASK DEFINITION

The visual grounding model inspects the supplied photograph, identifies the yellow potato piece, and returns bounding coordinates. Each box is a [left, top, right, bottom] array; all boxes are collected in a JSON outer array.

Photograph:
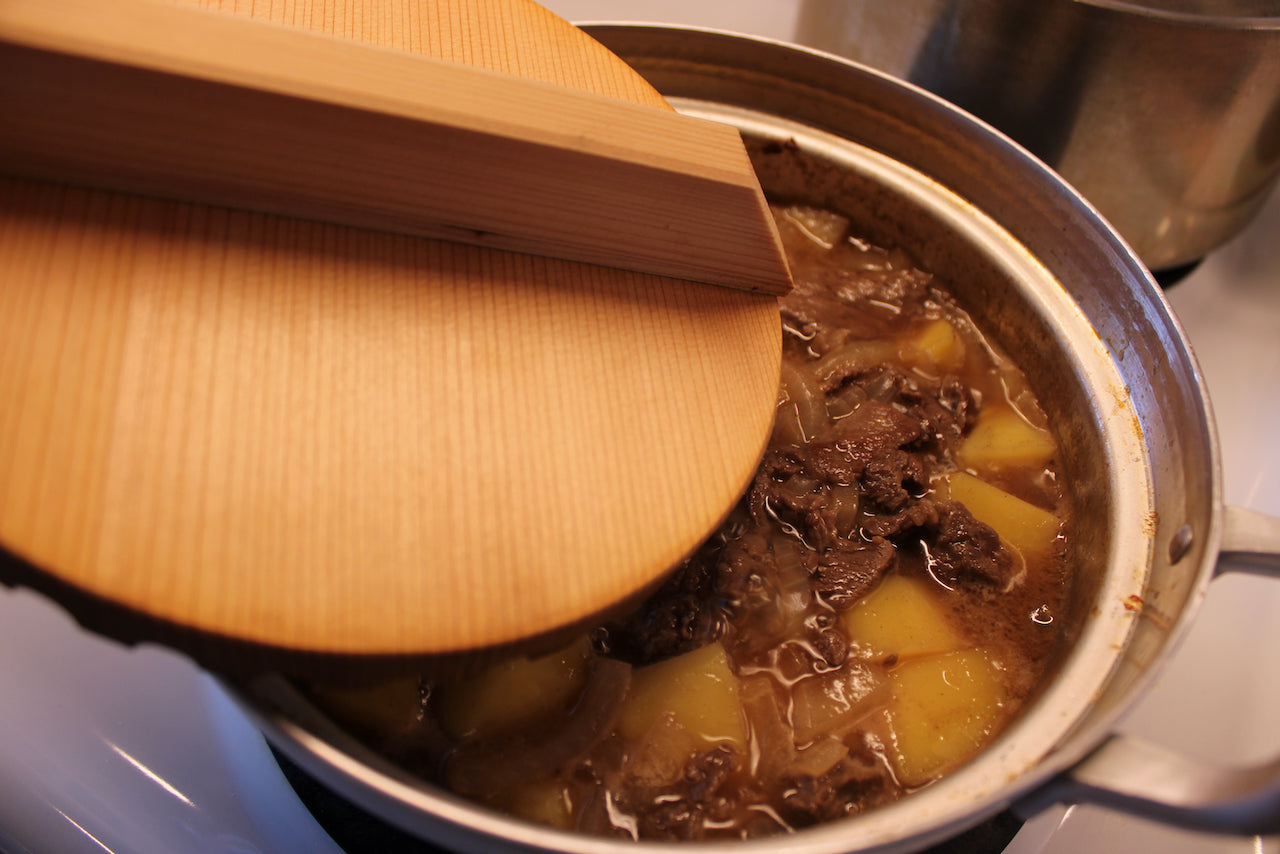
[[956, 405, 1057, 472], [434, 636, 592, 740], [903, 318, 965, 374], [942, 471, 1062, 564], [615, 641, 746, 750], [883, 648, 1008, 787], [311, 674, 423, 737], [842, 574, 964, 662], [501, 779, 573, 829]]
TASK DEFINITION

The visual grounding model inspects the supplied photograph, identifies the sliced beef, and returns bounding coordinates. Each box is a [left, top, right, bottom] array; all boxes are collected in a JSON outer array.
[[860, 451, 929, 513], [928, 501, 1015, 591], [860, 499, 940, 540], [902, 374, 978, 455], [683, 744, 739, 802], [779, 749, 890, 826], [817, 365, 977, 465], [749, 450, 843, 551], [826, 400, 924, 468], [623, 745, 743, 841], [779, 254, 935, 342], [599, 539, 725, 666], [812, 537, 896, 610]]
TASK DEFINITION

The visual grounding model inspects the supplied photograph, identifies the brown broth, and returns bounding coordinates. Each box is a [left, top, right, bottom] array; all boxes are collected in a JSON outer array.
[[304, 204, 1074, 840]]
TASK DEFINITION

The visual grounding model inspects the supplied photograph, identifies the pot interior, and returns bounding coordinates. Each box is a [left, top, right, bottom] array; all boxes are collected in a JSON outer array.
[[235, 25, 1222, 854], [592, 21, 1220, 748]]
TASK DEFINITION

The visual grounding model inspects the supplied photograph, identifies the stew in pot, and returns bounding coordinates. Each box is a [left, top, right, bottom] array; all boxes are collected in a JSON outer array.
[[305, 204, 1074, 839]]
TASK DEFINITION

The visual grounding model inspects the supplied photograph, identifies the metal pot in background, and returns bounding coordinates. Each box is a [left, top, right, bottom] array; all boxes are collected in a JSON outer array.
[[794, 0, 1280, 275]]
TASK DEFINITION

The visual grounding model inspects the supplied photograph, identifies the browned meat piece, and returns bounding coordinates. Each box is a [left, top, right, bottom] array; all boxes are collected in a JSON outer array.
[[599, 539, 726, 666], [860, 451, 930, 513], [812, 537, 896, 610], [928, 501, 1015, 591], [623, 745, 743, 841], [779, 749, 890, 826], [809, 626, 850, 668], [683, 744, 739, 802], [860, 499, 941, 539], [826, 400, 924, 468], [898, 374, 978, 455]]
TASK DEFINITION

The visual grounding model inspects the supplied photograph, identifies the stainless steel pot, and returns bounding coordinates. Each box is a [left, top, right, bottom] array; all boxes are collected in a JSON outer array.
[[232, 26, 1280, 853], [794, 0, 1280, 274]]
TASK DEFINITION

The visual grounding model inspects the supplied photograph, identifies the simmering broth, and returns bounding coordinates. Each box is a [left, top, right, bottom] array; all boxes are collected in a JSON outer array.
[[304, 205, 1074, 839]]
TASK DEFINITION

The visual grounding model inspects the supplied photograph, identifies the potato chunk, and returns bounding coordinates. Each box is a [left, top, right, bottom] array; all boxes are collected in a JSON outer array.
[[310, 675, 424, 737], [434, 636, 592, 740], [903, 318, 965, 374], [842, 574, 964, 661], [942, 471, 1062, 564], [882, 648, 1007, 787], [956, 405, 1056, 472], [501, 779, 573, 829], [615, 641, 746, 750]]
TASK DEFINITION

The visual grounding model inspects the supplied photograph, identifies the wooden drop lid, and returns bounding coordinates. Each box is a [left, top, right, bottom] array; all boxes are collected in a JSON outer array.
[[0, 0, 784, 674]]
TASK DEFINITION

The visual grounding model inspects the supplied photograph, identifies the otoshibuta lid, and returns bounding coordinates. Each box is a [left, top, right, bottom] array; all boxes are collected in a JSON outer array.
[[0, 0, 786, 680]]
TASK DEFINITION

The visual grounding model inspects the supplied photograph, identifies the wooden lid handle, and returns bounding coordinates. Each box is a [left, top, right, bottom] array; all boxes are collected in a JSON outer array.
[[0, 0, 790, 295]]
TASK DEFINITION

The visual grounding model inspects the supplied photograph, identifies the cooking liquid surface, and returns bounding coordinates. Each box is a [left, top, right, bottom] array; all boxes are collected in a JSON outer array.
[[305, 205, 1074, 839]]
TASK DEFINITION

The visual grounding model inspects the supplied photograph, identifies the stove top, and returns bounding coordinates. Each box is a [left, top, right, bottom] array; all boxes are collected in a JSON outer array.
[[2, 4, 1278, 853]]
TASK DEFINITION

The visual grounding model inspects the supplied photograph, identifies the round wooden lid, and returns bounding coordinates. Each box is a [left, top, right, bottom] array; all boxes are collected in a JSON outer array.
[[0, 0, 781, 667]]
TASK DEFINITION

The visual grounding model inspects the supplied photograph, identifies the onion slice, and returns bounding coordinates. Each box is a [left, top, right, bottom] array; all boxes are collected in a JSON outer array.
[[444, 656, 632, 798]]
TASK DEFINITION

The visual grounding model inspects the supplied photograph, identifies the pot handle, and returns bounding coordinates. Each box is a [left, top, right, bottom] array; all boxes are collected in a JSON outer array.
[[1018, 504, 1280, 834], [1024, 733, 1280, 835], [1217, 505, 1280, 576]]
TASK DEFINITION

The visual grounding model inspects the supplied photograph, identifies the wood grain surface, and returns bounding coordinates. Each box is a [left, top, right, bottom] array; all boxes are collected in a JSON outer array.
[[0, 0, 791, 293], [0, 0, 782, 665]]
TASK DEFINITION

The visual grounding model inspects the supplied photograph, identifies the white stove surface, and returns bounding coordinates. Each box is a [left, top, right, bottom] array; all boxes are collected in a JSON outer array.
[[2, 4, 1278, 853]]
